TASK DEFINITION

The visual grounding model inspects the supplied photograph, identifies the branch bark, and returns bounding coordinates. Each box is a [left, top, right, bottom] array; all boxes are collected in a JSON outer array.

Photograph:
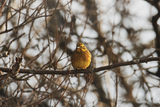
[[0, 57, 159, 75], [145, 0, 160, 77]]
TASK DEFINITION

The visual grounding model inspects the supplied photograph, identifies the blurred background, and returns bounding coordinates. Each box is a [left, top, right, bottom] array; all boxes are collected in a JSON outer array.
[[0, 0, 160, 107]]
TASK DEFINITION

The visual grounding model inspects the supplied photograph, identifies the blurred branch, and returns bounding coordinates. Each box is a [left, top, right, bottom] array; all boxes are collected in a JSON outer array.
[[0, 33, 25, 58], [145, 0, 160, 77], [0, 0, 5, 17], [30, 70, 70, 106], [0, 57, 160, 75], [8, 33, 25, 50]]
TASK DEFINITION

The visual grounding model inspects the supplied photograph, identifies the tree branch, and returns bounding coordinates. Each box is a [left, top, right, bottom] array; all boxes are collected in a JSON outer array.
[[0, 57, 160, 75]]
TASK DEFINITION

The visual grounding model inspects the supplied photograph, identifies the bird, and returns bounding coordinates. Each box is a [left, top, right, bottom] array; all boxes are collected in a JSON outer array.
[[11, 57, 22, 76], [71, 42, 91, 70]]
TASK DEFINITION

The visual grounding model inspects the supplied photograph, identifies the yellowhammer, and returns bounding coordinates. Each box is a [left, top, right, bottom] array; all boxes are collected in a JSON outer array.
[[71, 42, 91, 70]]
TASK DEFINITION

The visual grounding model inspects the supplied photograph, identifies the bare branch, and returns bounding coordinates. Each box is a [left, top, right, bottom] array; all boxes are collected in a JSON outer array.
[[0, 57, 159, 75]]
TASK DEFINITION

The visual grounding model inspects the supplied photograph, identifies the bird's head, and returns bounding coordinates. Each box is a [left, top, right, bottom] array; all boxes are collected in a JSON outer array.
[[76, 42, 87, 52]]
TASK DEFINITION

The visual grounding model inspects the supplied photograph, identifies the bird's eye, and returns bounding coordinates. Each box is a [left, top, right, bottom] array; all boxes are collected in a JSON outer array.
[[83, 47, 86, 50]]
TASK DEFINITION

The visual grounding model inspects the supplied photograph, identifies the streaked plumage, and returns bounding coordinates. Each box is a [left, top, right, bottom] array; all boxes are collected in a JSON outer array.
[[71, 42, 91, 70], [11, 57, 22, 76]]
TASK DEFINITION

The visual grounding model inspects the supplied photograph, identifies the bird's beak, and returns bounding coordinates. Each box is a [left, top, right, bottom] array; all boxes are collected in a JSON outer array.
[[76, 46, 80, 52]]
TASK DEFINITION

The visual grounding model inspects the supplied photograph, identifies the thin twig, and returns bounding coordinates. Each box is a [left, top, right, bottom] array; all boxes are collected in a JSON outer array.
[[54, 81, 70, 107]]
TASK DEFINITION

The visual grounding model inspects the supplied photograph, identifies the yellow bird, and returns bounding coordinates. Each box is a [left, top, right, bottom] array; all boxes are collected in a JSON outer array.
[[71, 42, 91, 70]]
